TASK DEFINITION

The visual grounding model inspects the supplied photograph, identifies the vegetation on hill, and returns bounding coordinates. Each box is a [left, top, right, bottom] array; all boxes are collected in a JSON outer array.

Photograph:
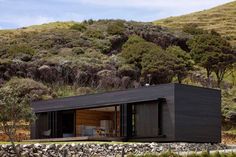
[[154, 1, 236, 48], [0, 17, 235, 137], [155, 1, 236, 132]]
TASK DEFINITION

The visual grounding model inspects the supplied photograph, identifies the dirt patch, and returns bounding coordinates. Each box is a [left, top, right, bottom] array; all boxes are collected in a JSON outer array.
[[222, 133, 236, 145]]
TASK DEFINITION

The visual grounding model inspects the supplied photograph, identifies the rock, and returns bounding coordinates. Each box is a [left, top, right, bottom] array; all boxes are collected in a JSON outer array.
[[0, 142, 231, 156], [38, 65, 50, 71], [46, 144, 56, 150], [20, 151, 29, 157]]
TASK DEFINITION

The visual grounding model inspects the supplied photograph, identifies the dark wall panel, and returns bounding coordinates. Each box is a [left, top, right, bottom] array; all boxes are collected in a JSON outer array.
[[174, 84, 221, 143], [135, 102, 159, 137], [35, 113, 49, 139]]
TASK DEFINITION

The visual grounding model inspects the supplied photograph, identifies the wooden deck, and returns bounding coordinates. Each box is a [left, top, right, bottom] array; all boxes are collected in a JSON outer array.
[[25, 136, 125, 142]]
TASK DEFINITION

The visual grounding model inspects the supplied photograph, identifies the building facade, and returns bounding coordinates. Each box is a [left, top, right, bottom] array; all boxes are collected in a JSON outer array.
[[30, 83, 221, 143]]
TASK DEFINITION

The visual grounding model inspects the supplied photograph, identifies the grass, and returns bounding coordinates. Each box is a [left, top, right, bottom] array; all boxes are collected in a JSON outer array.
[[224, 127, 236, 135], [127, 151, 236, 157], [154, 1, 236, 47], [0, 141, 137, 145]]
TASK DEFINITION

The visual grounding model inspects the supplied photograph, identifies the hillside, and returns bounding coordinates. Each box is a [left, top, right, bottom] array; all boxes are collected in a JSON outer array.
[[155, 1, 236, 47], [0, 20, 189, 96], [0, 18, 235, 130]]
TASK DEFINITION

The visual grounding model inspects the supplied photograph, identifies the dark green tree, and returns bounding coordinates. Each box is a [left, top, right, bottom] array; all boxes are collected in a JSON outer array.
[[141, 48, 176, 84], [0, 85, 36, 157], [211, 53, 235, 87], [187, 29, 234, 87], [120, 35, 158, 69], [166, 46, 193, 83]]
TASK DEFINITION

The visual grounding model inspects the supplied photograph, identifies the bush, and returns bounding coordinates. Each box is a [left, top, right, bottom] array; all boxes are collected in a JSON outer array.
[[3, 77, 54, 100], [118, 64, 138, 79], [182, 23, 206, 35], [92, 39, 111, 53], [70, 23, 87, 32], [107, 21, 125, 35], [8, 44, 36, 56], [120, 35, 156, 68], [84, 29, 105, 39], [76, 87, 94, 95], [72, 47, 85, 55], [141, 47, 176, 84], [83, 19, 94, 25]]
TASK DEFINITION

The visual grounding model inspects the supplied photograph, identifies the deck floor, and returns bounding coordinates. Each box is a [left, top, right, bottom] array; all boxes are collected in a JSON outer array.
[[25, 136, 124, 142]]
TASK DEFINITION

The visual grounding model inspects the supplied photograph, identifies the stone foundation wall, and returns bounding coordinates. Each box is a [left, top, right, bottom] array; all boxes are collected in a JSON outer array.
[[0, 143, 230, 157]]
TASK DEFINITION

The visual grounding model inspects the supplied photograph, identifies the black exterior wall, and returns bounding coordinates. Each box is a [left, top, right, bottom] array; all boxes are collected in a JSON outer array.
[[30, 83, 221, 143], [174, 84, 221, 143]]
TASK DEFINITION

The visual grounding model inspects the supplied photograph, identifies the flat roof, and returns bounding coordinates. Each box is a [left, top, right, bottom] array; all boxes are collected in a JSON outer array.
[[31, 83, 219, 113]]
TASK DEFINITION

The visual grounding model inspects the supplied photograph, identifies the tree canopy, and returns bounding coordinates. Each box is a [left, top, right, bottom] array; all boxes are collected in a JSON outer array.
[[0, 81, 36, 157], [187, 28, 235, 87]]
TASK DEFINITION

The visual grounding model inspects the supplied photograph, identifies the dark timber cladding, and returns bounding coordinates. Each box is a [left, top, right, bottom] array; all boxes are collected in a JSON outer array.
[[31, 83, 221, 143]]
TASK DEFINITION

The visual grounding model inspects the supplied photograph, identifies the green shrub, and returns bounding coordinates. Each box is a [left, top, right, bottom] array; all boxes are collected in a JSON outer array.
[[118, 64, 137, 79], [107, 21, 125, 35], [51, 84, 77, 98], [8, 44, 36, 56], [3, 77, 54, 100], [72, 47, 85, 55], [182, 23, 207, 35], [84, 29, 105, 39], [92, 39, 111, 53], [83, 19, 94, 25], [70, 23, 87, 32], [76, 87, 94, 95]]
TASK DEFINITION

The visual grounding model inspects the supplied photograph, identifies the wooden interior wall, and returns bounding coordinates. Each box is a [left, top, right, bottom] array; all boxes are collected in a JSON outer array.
[[75, 109, 120, 136]]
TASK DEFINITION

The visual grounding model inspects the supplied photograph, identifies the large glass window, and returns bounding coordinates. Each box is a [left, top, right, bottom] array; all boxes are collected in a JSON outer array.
[[75, 106, 120, 137]]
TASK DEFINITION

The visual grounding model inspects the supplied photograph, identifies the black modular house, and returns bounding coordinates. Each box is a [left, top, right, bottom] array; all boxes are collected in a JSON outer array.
[[30, 83, 221, 143]]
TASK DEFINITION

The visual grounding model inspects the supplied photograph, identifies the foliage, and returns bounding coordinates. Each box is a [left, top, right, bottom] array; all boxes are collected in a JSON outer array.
[[187, 30, 235, 87], [187, 31, 232, 63], [4, 77, 54, 101], [83, 19, 94, 25], [120, 35, 157, 69], [84, 29, 105, 39], [222, 86, 236, 119], [121, 36, 194, 84], [107, 21, 125, 35], [141, 48, 176, 84], [127, 151, 236, 157], [118, 64, 138, 79], [0, 19, 235, 128], [8, 44, 36, 57], [182, 24, 207, 35], [0, 83, 36, 157], [70, 23, 87, 32], [211, 53, 235, 87], [166, 46, 193, 83], [51, 84, 78, 98], [76, 87, 95, 95], [155, 1, 236, 47], [72, 47, 85, 55]]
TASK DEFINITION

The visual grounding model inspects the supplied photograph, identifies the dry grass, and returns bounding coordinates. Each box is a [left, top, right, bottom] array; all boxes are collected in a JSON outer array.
[[222, 133, 236, 145], [154, 1, 236, 47]]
